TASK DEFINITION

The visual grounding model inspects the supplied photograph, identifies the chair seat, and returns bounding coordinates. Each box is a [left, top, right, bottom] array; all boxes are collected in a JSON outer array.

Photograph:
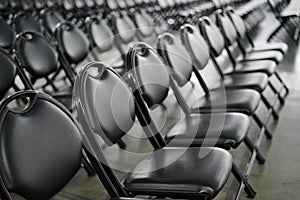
[[124, 147, 232, 199], [241, 50, 283, 64], [165, 113, 250, 148], [191, 89, 261, 115], [224, 73, 269, 92], [231, 60, 276, 76], [252, 42, 288, 55]]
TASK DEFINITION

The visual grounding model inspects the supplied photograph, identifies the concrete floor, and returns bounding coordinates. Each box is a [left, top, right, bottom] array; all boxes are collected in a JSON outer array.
[[48, 11, 300, 200]]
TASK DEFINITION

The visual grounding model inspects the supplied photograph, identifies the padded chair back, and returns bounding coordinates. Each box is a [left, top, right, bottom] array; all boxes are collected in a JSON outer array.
[[0, 49, 17, 99], [131, 11, 155, 42], [42, 11, 65, 35], [86, 16, 115, 52], [112, 13, 137, 54], [127, 43, 170, 108], [199, 17, 237, 73], [180, 24, 210, 70], [226, 8, 247, 39], [34, 0, 46, 9], [0, 17, 15, 50], [0, 0, 8, 11], [14, 13, 43, 34], [9, 0, 21, 10], [63, 0, 75, 11], [157, 32, 193, 87], [14, 31, 59, 79], [20, 0, 34, 11], [74, 62, 135, 145], [199, 17, 225, 57], [0, 91, 82, 199], [55, 22, 90, 65], [215, 10, 238, 46]]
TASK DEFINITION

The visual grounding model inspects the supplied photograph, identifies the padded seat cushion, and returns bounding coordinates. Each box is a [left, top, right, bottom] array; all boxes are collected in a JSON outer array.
[[165, 113, 250, 148], [192, 89, 261, 115], [223, 73, 269, 92], [252, 42, 288, 55], [232, 60, 276, 76], [124, 147, 232, 199], [241, 50, 283, 64]]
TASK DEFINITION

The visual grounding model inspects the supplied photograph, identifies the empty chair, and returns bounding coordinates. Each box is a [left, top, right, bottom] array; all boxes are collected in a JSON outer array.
[[42, 10, 65, 36], [13, 12, 43, 34], [0, 91, 95, 199], [111, 12, 137, 57], [14, 31, 75, 109], [85, 15, 124, 68], [0, 91, 82, 199], [74, 61, 233, 199], [129, 10, 157, 44], [54, 21, 90, 75]]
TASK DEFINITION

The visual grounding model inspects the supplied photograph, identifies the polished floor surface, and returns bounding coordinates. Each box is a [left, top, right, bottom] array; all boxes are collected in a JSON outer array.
[[48, 10, 300, 200]]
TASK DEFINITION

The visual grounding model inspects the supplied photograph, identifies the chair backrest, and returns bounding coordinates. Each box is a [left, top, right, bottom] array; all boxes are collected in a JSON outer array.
[[86, 16, 115, 52], [74, 62, 135, 146], [42, 10, 65, 35], [157, 32, 193, 87], [14, 31, 59, 79], [215, 10, 238, 46], [0, 49, 17, 99], [55, 22, 90, 65], [63, 0, 75, 11], [0, 91, 82, 199], [111, 12, 137, 54], [180, 24, 211, 70], [13, 13, 43, 34], [34, 0, 46, 10], [127, 42, 170, 109], [226, 8, 247, 39], [0, 17, 15, 50], [199, 17, 225, 57], [130, 10, 156, 42], [20, 0, 34, 11], [199, 17, 238, 73]]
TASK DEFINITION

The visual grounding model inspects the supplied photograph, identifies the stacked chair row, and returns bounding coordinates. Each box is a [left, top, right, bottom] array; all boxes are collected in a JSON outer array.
[[0, 0, 290, 199]]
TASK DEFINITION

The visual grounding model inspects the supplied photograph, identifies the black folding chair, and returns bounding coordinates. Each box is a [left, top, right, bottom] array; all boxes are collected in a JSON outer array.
[[0, 91, 83, 199], [74, 61, 233, 199]]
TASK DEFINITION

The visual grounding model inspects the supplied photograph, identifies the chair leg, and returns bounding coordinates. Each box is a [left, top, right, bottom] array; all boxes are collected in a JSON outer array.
[[275, 71, 289, 96], [232, 163, 256, 198], [82, 154, 96, 176], [253, 114, 273, 140], [244, 136, 266, 164], [268, 82, 285, 105], [261, 94, 279, 120]]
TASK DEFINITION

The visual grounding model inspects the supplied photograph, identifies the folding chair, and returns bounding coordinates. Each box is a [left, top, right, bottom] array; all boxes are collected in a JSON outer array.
[[74, 61, 233, 199], [0, 91, 83, 199]]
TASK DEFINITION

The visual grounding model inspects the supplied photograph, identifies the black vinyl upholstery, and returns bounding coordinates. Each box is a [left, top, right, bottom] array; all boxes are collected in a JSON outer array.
[[124, 147, 232, 199], [15, 31, 59, 79], [0, 18, 15, 50], [0, 92, 82, 199], [0, 49, 17, 99]]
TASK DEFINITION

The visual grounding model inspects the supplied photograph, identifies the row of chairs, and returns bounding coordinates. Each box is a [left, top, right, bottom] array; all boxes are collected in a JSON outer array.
[[268, 0, 300, 42], [0, 0, 291, 199]]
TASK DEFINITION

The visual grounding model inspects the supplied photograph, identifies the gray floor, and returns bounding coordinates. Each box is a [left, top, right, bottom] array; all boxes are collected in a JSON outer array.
[[49, 11, 300, 200]]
